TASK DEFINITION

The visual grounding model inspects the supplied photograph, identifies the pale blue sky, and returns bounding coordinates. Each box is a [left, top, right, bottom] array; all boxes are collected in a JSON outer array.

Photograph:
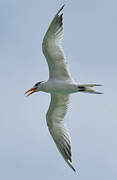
[[0, 0, 117, 179]]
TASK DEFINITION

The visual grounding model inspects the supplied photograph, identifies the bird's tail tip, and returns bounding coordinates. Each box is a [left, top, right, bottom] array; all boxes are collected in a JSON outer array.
[[78, 84, 103, 94]]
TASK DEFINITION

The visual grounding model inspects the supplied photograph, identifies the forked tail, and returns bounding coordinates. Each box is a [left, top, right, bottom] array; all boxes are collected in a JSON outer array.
[[78, 84, 103, 94]]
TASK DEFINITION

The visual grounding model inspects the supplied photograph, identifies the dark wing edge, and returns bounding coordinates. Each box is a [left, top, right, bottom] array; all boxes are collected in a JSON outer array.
[[46, 94, 76, 172]]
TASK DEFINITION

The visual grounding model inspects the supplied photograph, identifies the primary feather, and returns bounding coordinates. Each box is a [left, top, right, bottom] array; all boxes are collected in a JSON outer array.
[[42, 5, 72, 81], [46, 93, 76, 171]]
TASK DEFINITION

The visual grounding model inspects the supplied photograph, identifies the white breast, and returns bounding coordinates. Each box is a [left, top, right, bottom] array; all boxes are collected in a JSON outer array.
[[43, 80, 78, 94]]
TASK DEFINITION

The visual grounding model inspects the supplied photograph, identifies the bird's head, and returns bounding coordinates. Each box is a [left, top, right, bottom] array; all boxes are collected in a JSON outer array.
[[24, 81, 44, 97]]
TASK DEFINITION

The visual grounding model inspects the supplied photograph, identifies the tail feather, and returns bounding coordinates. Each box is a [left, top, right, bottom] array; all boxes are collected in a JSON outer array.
[[86, 88, 103, 94], [78, 84, 103, 94], [81, 84, 103, 87]]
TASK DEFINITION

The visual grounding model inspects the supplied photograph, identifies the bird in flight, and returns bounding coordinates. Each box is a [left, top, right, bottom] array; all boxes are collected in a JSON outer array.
[[24, 5, 102, 172]]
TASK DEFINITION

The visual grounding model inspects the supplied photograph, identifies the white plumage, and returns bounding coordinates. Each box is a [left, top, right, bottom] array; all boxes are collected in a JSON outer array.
[[42, 5, 72, 81], [25, 5, 102, 172], [46, 93, 75, 171]]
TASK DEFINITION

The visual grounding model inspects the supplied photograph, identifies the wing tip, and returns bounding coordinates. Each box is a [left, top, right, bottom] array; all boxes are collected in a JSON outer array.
[[67, 159, 76, 172], [57, 4, 65, 15]]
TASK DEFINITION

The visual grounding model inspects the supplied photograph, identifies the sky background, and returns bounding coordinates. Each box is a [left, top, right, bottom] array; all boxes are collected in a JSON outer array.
[[0, 0, 117, 179]]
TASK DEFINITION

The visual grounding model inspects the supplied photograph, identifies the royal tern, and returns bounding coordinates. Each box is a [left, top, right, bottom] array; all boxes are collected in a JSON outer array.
[[24, 5, 102, 172]]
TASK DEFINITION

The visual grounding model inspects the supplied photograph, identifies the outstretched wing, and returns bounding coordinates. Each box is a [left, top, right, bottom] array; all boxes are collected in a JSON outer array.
[[42, 5, 72, 81], [46, 93, 75, 171]]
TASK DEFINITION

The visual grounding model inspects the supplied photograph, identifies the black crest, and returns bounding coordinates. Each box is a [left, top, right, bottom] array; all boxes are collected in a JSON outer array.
[[35, 81, 44, 87]]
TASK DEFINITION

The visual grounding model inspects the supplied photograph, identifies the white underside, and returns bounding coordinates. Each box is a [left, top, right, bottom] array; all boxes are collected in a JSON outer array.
[[35, 5, 102, 172], [41, 79, 78, 94]]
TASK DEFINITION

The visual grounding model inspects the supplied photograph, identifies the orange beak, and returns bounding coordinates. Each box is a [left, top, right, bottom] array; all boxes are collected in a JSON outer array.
[[24, 87, 37, 97]]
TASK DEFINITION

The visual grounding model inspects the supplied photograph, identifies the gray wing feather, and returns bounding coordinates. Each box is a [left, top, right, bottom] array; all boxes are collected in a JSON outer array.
[[46, 93, 76, 172], [42, 5, 72, 81]]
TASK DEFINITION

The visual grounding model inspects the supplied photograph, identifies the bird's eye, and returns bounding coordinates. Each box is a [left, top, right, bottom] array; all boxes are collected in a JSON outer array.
[[35, 81, 43, 87], [35, 83, 38, 86]]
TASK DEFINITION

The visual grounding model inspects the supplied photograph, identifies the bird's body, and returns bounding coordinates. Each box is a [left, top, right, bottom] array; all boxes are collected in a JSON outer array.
[[36, 80, 79, 94], [25, 5, 102, 172]]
